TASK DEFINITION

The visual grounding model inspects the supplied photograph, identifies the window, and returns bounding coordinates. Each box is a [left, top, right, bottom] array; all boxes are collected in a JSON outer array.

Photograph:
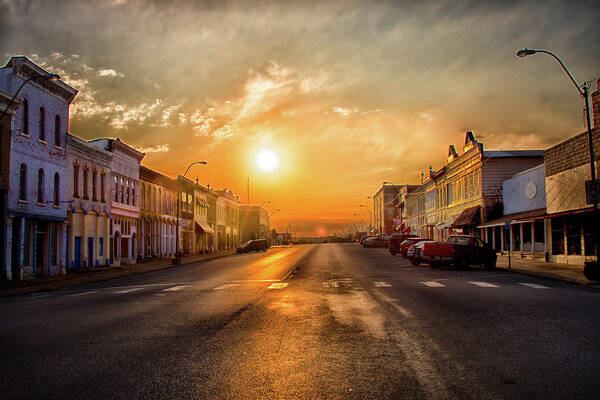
[[126, 181, 130, 204], [100, 173, 105, 202], [37, 169, 45, 204], [158, 190, 161, 212], [83, 168, 89, 199], [114, 176, 119, 202], [131, 185, 135, 206], [19, 164, 27, 200], [566, 218, 582, 255], [21, 99, 29, 134], [551, 218, 565, 255], [50, 224, 58, 265], [73, 165, 79, 197], [153, 188, 157, 211], [141, 184, 145, 209], [53, 173, 59, 205], [147, 186, 151, 210], [39, 107, 45, 141], [92, 171, 97, 201], [54, 115, 61, 147], [99, 237, 104, 256], [23, 221, 33, 266], [120, 178, 124, 203]]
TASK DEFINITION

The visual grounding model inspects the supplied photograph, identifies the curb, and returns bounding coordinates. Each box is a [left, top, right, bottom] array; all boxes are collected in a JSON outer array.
[[0, 251, 237, 298], [281, 246, 316, 282]]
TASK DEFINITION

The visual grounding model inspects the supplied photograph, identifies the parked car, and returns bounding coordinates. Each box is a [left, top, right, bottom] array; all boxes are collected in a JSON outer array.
[[389, 233, 416, 255], [359, 236, 376, 245], [236, 239, 269, 253], [407, 240, 432, 266], [399, 238, 429, 258], [420, 235, 497, 269], [362, 236, 388, 248]]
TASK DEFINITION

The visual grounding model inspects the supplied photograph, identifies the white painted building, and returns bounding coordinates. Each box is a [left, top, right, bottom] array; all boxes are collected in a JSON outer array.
[[88, 138, 144, 265], [66, 134, 112, 268], [0, 57, 78, 280]]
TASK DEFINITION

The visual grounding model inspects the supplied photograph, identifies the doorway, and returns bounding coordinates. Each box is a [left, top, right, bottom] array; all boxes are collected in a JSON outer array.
[[87, 237, 94, 267]]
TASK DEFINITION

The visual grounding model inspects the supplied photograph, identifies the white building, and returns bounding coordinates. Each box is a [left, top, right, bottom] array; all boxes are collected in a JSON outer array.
[[66, 134, 112, 268], [89, 138, 144, 265], [0, 57, 78, 280]]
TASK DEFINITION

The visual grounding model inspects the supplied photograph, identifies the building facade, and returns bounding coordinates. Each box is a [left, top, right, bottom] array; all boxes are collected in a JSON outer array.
[[239, 205, 270, 243], [178, 176, 195, 254], [372, 184, 403, 235], [139, 166, 177, 260], [89, 138, 144, 265], [194, 183, 215, 253], [66, 134, 112, 268], [1, 57, 78, 280], [216, 189, 240, 250]]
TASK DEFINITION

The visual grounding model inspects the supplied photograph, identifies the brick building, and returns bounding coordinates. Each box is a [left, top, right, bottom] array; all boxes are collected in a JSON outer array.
[[372, 183, 404, 235]]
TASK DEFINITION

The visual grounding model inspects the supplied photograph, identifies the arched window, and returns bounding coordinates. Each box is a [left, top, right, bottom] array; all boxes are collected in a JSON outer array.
[[37, 169, 45, 204], [147, 186, 151, 210], [54, 114, 61, 147], [83, 168, 89, 199], [141, 184, 145, 209], [54, 173, 60, 205], [73, 165, 79, 197], [19, 164, 27, 200], [22, 99, 29, 134], [153, 188, 156, 212], [39, 107, 45, 141], [158, 189, 161, 212]]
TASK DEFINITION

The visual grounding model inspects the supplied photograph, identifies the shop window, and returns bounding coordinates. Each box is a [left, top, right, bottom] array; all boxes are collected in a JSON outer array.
[[99, 238, 104, 256], [51, 225, 58, 265], [23, 221, 33, 266], [551, 218, 565, 255], [566, 217, 581, 255], [19, 164, 27, 200], [583, 217, 598, 257], [522, 223, 532, 252]]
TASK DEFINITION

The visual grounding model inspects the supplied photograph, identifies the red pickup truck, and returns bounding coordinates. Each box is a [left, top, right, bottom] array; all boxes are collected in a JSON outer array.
[[420, 235, 497, 269]]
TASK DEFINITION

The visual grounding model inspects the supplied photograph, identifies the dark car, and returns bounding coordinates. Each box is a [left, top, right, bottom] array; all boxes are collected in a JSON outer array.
[[362, 236, 388, 248], [389, 233, 416, 255], [399, 238, 429, 258], [421, 235, 497, 269], [236, 239, 269, 253]]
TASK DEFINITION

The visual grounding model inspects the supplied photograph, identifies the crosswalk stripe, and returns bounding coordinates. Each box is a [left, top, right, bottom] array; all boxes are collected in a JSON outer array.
[[374, 281, 392, 287], [267, 283, 289, 289], [421, 281, 446, 287], [213, 283, 240, 290], [469, 281, 499, 288], [114, 288, 145, 294], [162, 285, 189, 292], [518, 283, 551, 289], [68, 291, 98, 297]]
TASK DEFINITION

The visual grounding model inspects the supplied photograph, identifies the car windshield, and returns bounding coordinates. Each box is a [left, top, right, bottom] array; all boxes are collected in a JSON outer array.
[[448, 236, 471, 245]]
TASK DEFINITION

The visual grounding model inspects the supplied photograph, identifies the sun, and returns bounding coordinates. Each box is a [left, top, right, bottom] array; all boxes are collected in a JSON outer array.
[[255, 149, 280, 172]]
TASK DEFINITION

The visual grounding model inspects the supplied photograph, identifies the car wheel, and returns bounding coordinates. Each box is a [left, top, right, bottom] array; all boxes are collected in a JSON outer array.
[[430, 262, 439, 269], [485, 259, 497, 269], [410, 259, 420, 266]]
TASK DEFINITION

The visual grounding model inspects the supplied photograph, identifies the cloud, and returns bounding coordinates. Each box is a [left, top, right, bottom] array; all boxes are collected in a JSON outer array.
[[135, 144, 169, 153], [97, 68, 124, 78]]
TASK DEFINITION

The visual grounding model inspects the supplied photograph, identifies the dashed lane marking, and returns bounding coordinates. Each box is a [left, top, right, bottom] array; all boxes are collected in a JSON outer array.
[[469, 281, 499, 288], [421, 281, 446, 287], [114, 288, 145, 294], [67, 291, 98, 297], [267, 283, 289, 289], [374, 281, 392, 287], [213, 283, 241, 290], [518, 283, 551, 289], [162, 285, 189, 292]]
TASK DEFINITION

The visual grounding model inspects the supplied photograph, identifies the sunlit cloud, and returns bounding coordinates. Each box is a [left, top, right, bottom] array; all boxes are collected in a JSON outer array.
[[136, 144, 170, 153]]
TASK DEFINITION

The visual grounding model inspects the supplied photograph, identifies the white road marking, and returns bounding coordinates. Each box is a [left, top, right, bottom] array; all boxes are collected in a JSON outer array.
[[29, 294, 52, 299], [162, 285, 189, 292], [68, 291, 98, 297], [213, 283, 241, 290], [230, 279, 280, 283], [114, 288, 145, 294], [469, 281, 499, 288], [374, 281, 392, 287], [421, 281, 446, 288], [519, 283, 551, 289], [267, 283, 289, 289]]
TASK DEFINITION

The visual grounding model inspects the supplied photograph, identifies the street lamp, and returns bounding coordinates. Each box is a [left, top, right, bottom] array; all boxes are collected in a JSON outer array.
[[175, 160, 207, 264], [517, 47, 599, 276], [359, 204, 373, 232], [353, 213, 364, 232], [1, 73, 60, 119]]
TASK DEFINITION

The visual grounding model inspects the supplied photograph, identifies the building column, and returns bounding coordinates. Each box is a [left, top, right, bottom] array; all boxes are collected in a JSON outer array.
[[531, 222, 535, 253], [500, 227, 504, 252]]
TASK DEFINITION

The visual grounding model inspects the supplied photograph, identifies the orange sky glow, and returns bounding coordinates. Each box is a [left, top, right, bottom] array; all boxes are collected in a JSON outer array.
[[1, 0, 599, 235]]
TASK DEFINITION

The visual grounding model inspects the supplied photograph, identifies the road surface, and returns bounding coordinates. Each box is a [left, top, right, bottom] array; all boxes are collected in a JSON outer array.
[[1, 244, 599, 399]]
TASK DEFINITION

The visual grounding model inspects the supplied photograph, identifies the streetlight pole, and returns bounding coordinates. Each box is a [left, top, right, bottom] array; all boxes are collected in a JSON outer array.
[[360, 204, 372, 232], [353, 213, 364, 232], [175, 161, 207, 264], [517, 48, 599, 276], [1, 73, 61, 119]]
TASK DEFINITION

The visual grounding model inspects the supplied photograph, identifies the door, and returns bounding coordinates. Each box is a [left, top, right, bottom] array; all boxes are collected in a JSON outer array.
[[11, 218, 21, 280], [87, 237, 94, 267], [74, 237, 81, 268]]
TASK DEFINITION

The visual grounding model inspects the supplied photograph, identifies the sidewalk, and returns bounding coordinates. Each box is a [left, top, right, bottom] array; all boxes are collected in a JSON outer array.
[[0, 249, 237, 297], [495, 254, 600, 288]]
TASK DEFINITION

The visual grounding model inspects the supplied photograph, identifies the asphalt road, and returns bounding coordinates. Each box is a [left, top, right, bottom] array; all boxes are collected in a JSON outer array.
[[1, 243, 599, 399]]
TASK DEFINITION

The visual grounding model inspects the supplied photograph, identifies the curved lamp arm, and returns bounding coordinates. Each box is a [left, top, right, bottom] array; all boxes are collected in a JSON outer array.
[[516, 48, 583, 96], [183, 160, 207, 177]]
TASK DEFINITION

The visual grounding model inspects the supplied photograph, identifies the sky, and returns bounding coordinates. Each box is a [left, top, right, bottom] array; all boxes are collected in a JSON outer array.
[[1, 0, 599, 235]]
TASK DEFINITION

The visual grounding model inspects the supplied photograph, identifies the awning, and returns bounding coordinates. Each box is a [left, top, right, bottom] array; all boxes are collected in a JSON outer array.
[[451, 206, 481, 228], [194, 221, 214, 234], [478, 208, 546, 228]]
